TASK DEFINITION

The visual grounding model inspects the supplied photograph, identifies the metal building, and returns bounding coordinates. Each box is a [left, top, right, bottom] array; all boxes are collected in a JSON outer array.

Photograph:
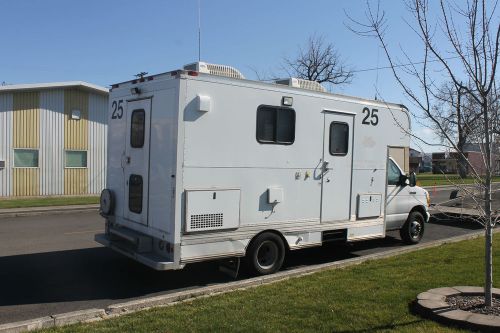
[[0, 82, 108, 197]]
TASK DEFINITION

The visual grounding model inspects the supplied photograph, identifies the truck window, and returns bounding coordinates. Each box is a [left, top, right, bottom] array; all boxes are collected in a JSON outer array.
[[129, 174, 143, 213], [256, 106, 295, 144], [329, 122, 349, 155], [130, 109, 145, 148], [388, 159, 401, 185]]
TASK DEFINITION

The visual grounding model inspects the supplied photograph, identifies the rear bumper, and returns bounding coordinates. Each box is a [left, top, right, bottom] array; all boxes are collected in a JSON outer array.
[[95, 233, 181, 271]]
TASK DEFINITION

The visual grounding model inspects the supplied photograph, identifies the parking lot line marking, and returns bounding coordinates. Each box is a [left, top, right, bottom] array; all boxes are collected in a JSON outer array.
[[64, 230, 101, 235]]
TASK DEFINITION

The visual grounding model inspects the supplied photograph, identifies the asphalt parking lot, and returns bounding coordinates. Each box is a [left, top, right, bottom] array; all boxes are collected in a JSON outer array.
[[0, 204, 485, 325]]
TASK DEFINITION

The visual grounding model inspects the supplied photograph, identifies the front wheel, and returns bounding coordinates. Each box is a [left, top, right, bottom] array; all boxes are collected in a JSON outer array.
[[400, 211, 425, 244], [246, 232, 285, 275]]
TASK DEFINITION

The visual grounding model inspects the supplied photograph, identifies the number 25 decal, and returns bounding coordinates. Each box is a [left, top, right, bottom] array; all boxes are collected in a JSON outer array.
[[362, 107, 379, 126], [111, 100, 124, 119]]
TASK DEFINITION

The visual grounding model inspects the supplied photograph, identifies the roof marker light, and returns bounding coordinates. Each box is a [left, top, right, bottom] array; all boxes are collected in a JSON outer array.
[[188, 71, 199, 76]]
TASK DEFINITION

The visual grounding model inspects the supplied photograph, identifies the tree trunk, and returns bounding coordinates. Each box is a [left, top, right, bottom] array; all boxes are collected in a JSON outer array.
[[483, 98, 493, 307]]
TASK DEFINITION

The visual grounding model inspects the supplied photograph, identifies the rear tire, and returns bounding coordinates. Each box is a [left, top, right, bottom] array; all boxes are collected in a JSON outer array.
[[400, 211, 425, 244], [246, 232, 285, 275]]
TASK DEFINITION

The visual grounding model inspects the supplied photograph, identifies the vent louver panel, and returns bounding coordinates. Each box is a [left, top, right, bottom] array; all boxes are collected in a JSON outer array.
[[190, 213, 224, 230]]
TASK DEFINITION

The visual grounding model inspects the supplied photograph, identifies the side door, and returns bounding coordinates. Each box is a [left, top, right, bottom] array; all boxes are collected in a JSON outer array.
[[123, 98, 151, 225], [320, 112, 354, 222]]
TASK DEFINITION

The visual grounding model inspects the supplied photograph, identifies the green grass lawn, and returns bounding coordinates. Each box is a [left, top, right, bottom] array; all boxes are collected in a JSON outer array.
[[417, 172, 500, 186], [40, 234, 500, 333], [0, 196, 99, 209]]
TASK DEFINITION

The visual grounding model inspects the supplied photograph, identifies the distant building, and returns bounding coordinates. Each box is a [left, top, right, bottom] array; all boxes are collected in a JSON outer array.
[[409, 148, 422, 173], [432, 144, 500, 175], [0, 82, 108, 197]]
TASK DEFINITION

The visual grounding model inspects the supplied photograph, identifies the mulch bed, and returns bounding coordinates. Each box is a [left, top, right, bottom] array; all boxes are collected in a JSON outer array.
[[447, 295, 500, 316]]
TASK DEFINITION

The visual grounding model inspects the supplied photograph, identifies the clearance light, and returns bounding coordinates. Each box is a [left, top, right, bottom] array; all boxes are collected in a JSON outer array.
[[282, 96, 293, 106], [188, 71, 199, 76]]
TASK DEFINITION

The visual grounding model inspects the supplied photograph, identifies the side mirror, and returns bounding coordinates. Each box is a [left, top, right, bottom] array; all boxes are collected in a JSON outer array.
[[409, 172, 417, 187], [399, 174, 408, 186]]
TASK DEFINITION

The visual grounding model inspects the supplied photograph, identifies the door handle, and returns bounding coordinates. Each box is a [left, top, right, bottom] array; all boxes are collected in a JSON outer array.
[[322, 161, 330, 173]]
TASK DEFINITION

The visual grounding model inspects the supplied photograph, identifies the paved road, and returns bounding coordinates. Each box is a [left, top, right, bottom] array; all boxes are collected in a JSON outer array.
[[0, 210, 483, 325], [426, 183, 500, 204]]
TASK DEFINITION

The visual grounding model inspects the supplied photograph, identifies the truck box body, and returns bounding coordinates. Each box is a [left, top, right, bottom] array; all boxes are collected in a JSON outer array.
[[97, 66, 421, 271]]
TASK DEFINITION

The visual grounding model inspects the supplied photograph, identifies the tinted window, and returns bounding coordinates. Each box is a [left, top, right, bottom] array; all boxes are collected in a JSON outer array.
[[388, 159, 402, 185], [129, 174, 143, 213], [329, 122, 349, 155], [130, 109, 145, 148], [14, 149, 39, 167], [65, 151, 87, 168], [256, 106, 295, 144]]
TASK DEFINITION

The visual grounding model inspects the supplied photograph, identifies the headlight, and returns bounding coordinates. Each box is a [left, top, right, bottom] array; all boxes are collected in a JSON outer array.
[[426, 191, 431, 207], [100, 189, 114, 215]]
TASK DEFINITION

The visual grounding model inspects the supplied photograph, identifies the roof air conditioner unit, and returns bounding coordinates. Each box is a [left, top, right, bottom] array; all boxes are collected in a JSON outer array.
[[275, 77, 326, 93], [183, 62, 245, 79]]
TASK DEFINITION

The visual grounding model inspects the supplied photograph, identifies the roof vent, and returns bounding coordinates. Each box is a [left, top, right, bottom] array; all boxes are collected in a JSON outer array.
[[275, 78, 326, 93], [183, 62, 245, 79]]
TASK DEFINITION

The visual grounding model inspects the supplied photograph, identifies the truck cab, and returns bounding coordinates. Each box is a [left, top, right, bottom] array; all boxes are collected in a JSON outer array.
[[385, 157, 430, 243]]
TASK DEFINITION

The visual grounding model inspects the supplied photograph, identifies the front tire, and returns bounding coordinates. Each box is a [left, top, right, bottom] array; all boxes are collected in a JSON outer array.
[[246, 232, 285, 275], [400, 211, 425, 244]]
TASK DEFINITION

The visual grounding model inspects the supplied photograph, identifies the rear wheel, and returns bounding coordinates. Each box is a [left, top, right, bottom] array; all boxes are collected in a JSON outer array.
[[246, 232, 285, 275], [400, 211, 425, 244]]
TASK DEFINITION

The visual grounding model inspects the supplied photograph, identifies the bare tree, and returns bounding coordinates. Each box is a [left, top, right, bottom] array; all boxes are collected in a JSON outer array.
[[348, 0, 499, 306], [433, 82, 483, 177], [283, 34, 354, 88]]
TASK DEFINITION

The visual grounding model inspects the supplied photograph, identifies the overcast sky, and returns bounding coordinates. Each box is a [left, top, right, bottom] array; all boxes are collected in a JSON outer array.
[[2, 0, 493, 152]]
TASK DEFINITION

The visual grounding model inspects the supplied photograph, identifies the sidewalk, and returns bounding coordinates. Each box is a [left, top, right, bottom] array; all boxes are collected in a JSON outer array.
[[0, 204, 99, 219]]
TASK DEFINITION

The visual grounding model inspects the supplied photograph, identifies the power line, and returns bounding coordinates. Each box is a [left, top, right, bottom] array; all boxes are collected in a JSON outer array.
[[351, 55, 460, 74]]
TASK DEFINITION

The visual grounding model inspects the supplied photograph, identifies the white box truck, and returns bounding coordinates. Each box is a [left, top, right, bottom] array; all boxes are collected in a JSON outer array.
[[96, 62, 431, 275]]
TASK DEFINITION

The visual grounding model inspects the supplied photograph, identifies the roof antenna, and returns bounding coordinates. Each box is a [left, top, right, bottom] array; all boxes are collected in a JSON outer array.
[[198, 0, 201, 61], [374, 45, 380, 100]]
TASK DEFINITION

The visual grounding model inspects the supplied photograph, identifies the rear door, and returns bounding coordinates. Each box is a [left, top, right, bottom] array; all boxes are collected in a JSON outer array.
[[123, 98, 151, 225], [320, 111, 354, 222]]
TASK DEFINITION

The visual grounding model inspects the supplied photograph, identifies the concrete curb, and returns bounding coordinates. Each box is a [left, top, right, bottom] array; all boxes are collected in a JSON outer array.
[[422, 181, 500, 190], [1, 229, 497, 333], [0, 204, 99, 219]]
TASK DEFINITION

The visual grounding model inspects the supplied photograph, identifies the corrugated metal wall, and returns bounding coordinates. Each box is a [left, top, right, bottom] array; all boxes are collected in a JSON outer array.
[[12, 92, 40, 196], [40, 90, 65, 195], [0, 93, 13, 196], [88, 93, 108, 194], [0, 87, 108, 198], [64, 89, 89, 195]]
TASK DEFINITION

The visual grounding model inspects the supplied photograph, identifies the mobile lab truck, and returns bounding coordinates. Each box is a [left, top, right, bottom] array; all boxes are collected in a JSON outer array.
[[96, 62, 431, 275]]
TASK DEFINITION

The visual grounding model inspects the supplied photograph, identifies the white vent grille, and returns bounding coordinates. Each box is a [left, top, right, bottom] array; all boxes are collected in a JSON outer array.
[[190, 213, 223, 230], [183, 62, 245, 79], [275, 77, 326, 93]]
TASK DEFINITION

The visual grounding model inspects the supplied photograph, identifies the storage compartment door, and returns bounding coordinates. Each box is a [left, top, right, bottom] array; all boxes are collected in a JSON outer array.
[[185, 189, 240, 232]]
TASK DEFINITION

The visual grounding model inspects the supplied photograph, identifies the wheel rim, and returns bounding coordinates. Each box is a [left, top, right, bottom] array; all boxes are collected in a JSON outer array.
[[256, 240, 279, 270], [410, 220, 422, 239]]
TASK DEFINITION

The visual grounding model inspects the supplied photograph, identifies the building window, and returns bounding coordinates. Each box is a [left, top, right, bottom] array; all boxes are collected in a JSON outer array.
[[256, 106, 295, 144], [13, 149, 39, 168], [130, 109, 145, 148], [65, 150, 87, 168], [329, 122, 349, 156]]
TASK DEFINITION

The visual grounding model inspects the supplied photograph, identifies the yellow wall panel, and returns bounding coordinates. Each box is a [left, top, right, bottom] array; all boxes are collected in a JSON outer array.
[[64, 89, 88, 150], [64, 169, 88, 195], [12, 92, 40, 197], [13, 169, 40, 196], [13, 91, 40, 148], [64, 89, 89, 194]]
